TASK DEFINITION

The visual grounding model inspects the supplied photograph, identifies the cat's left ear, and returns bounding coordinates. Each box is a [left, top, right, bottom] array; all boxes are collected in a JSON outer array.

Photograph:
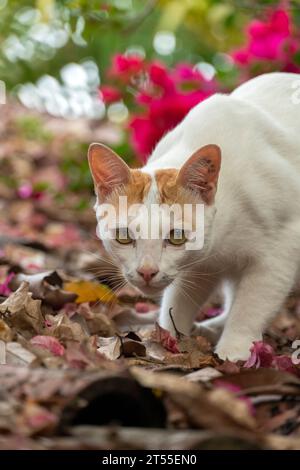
[[177, 144, 221, 204]]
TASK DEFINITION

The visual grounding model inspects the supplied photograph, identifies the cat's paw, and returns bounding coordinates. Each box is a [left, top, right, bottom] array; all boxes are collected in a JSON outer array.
[[215, 337, 256, 362]]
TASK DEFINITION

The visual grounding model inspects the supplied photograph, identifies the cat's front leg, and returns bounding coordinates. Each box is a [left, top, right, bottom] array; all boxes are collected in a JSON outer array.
[[215, 257, 298, 361], [159, 277, 219, 336]]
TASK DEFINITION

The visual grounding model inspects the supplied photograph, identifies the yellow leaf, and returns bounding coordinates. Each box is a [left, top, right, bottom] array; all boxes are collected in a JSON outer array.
[[64, 281, 117, 304]]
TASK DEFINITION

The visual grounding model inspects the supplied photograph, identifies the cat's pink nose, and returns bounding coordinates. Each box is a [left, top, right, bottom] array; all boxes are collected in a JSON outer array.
[[137, 267, 159, 283]]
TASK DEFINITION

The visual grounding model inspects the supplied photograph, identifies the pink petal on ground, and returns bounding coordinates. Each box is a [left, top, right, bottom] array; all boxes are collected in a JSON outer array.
[[244, 341, 275, 368], [0, 272, 15, 296], [275, 355, 300, 376], [30, 335, 65, 357], [155, 323, 179, 353]]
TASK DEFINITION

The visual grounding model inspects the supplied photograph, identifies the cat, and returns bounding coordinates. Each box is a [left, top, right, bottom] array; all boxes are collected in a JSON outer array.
[[88, 72, 300, 361]]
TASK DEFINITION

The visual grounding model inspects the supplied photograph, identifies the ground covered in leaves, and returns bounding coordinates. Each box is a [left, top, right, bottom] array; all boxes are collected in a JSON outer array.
[[1, 102, 300, 450]]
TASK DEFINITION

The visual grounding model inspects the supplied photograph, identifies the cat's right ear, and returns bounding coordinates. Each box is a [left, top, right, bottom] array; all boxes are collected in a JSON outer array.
[[88, 143, 131, 199]]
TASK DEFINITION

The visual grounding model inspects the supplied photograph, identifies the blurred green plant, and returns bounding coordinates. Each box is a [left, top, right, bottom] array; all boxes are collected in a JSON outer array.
[[15, 115, 53, 142], [1, 0, 296, 92]]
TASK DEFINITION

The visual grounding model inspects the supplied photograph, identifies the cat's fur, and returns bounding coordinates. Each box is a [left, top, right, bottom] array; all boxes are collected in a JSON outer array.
[[88, 72, 300, 361]]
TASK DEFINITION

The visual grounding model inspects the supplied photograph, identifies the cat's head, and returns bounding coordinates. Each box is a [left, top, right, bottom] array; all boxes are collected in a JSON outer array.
[[88, 143, 221, 297]]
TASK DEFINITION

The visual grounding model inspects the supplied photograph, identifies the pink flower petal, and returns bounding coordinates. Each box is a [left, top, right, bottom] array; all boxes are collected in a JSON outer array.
[[30, 335, 65, 357], [155, 323, 179, 354], [244, 341, 275, 368]]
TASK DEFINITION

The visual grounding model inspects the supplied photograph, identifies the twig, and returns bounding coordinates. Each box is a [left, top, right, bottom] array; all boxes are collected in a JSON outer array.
[[169, 307, 183, 340]]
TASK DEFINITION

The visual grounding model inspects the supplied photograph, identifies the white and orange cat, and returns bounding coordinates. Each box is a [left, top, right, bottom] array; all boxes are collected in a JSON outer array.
[[88, 72, 300, 361]]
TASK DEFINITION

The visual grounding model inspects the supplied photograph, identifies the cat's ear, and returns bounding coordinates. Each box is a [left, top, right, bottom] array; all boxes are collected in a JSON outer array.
[[88, 143, 131, 199], [177, 144, 221, 204]]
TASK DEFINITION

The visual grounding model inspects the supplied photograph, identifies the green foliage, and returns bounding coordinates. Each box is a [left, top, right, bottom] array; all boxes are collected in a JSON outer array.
[[60, 142, 92, 191], [2, 0, 295, 91], [15, 116, 53, 143]]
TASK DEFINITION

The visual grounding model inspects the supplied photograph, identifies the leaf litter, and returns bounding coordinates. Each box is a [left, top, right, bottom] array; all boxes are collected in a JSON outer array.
[[0, 103, 300, 449]]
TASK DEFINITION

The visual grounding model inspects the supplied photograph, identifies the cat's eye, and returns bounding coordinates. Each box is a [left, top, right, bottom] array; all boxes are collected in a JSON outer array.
[[167, 229, 187, 246], [115, 227, 133, 244]]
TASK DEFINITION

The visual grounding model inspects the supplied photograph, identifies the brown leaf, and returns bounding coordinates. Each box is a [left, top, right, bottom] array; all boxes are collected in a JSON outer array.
[[45, 312, 88, 343], [0, 318, 13, 341], [0, 282, 44, 335], [121, 338, 146, 358], [97, 336, 122, 361]]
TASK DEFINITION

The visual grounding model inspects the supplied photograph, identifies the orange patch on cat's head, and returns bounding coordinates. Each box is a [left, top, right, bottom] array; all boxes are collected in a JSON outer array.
[[88, 142, 221, 207], [154, 169, 180, 204], [107, 170, 152, 207]]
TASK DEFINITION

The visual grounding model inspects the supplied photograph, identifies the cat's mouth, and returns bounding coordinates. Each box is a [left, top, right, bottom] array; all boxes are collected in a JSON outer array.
[[125, 276, 170, 296]]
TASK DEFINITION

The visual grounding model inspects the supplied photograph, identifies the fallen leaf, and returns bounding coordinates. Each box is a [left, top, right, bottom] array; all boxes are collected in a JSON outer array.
[[45, 312, 88, 343], [0, 282, 43, 335], [97, 336, 122, 361], [0, 318, 13, 341], [121, 338, 146, 357], [64, 280, 117, 304], [6, 342, 37, 366]]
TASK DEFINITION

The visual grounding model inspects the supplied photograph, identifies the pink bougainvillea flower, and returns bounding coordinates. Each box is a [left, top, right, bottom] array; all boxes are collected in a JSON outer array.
[[244, 341, 275, 368], [109, 53, 145, 81], [100, 85, 122, 103], [232, 8, 300, 70], [30, 335, 65, 357], [173, 63, 204, 83], [149, 62, 176, 94], [155, 322, 179, 353], [130, 88, 214, 161], [0, 272, 15, 296], [248, 9, 290, 60]]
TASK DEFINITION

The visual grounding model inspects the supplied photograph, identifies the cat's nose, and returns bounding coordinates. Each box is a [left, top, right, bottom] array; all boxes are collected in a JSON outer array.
[[137, 267, 159, 283]]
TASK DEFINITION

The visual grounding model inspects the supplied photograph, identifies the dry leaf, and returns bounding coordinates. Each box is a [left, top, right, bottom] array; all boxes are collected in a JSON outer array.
[[64, 280, 117, 304], [97, 336, 122, 361], [46, 312, 88, 343], [0, 282, 44, 335], [6, 342, 37, 366], [0, 319, 13, 342]]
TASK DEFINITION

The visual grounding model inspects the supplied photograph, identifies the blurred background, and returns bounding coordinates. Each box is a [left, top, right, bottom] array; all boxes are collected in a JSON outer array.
[[0, 0, 299, 254]]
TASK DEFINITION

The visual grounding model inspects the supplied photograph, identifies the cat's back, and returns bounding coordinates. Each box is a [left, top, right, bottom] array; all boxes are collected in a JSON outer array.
[[146, 72, 300, 171], [231, 72, 300, 128]]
